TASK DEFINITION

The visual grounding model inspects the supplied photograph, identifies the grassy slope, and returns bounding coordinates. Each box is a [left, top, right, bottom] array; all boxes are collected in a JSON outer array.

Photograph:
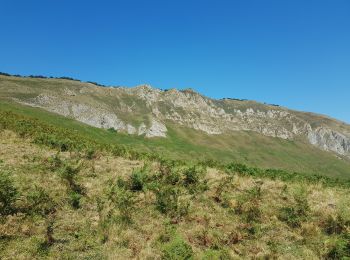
[[0, 130, 349, 259], [0, 101, 349, 180]]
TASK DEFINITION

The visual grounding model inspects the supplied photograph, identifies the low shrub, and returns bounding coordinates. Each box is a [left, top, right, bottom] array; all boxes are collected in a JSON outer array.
[[183, 166, 201, 186], [225, 162, 350, 188], [323, 215, 347, 235], [46, 153, 63, 171], [155, 185, 190, 219], [58, 161, 85, 209], [213, 175, 235, 206], [107, 181, 136, 224], [165, 170, 182, 186], [278, 187, 309, 228], [155, 186, 179, 215], [0, 171, 18, 216], [162, 236, 194, 260], [182, 166, 208, 194], [202, 248, 232, 260], [128, 165, 149, 192], [235, 185, 263, 224], [159, 159, 177, 176], [59, 163, 80, 190], [69, 191, 82, 209], [107, 127, 117, 133], [85, 148, 96, 160], [227, 163, 251, 175], [25, 186, 56, 216], [323, 236, 350, 259]]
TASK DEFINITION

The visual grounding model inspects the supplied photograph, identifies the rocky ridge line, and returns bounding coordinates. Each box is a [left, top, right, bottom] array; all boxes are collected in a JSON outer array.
[[15, 84, 350, 159]]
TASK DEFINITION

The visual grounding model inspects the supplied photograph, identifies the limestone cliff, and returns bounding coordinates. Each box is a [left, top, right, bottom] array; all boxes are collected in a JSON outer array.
[[1, 76, 349, 159]]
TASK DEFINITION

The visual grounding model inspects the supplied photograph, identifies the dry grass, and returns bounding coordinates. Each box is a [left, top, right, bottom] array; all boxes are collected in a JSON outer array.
[[0, 130, 349, 259]]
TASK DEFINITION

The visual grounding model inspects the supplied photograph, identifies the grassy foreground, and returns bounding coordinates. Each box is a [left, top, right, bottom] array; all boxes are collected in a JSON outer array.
[[0, 105, 350, 258]]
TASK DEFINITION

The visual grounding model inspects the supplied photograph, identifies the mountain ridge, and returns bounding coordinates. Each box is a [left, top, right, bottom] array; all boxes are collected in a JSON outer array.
[[1, 71, 349, 124], [0, 74, 349, 179], [1, 74, 349, 157]]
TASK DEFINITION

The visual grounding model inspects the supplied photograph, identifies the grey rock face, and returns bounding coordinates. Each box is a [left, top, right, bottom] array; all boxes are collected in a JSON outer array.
[[308, 127, 350, 156], [19, 93, 168, 138], [70, 103, 125, 130], [14, 84, 350, 159], [145, 119, 167, 138]]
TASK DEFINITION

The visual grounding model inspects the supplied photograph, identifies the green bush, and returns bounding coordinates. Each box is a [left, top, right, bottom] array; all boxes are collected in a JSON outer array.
[[59, 162, 85, 208], [202, 249, 232, 260], [279, 207, 301, 228], [85, 148, 96, 160], [155, 186, 179, 215], [162, 236, 193, 260], [46, 153, 63, 171], [59, 162, 84, 193], [158, 222, 177, 243], [107, 182, 136, 224], [159, 159, 177, 176], [227, 163, 250, 174], [278, 187, 309, 228], [225, 162, 350, 188], [213, 175, 235, 205], [34, 133, 72, 151], [323, 215, 347, 235], [324, 236, 350, 259], [26, 186, 56, 216], [111, 145, 128, 158], [198, 159, 220, 168], [69, 191, 82, 209], [235, 198, 262, 224], [182, 166, 208, 194], [155, 186, 189, 218], [164, 169, 181, 186], [59, 163, 80, 187], [107, 127, 117, 133], [235, 185, 263, 224], [0, 171, 18, 216], [183, 166, 201, 186], [246, 185, 262, 199], [158, 223, 193, 259], [152, 160, 182, 186], [129, 166, 149, 192]]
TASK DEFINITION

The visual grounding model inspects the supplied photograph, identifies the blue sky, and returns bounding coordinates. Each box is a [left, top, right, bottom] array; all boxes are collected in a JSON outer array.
[[1, 0, 349, 123]]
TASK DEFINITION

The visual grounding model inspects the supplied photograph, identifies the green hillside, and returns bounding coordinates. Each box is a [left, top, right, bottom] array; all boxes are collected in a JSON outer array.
[[0, 100, 349, 180], [0, 108, 350, 259]]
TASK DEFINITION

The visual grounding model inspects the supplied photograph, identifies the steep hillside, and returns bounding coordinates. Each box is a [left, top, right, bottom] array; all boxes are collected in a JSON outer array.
[[0, 92, 349, 258], [0, 74, 349, 179], [0, 127, 349, 259], [1, 75, 349, 155]]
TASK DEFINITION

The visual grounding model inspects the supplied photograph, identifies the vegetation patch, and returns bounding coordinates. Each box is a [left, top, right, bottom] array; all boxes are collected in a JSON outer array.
[[0, 101, 349, 258]]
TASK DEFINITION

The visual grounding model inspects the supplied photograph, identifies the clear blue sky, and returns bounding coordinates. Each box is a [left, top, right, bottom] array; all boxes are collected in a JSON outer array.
[[1, 0, 349, 123]]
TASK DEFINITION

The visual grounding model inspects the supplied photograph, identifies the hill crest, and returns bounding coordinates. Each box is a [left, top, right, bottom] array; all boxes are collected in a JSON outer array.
[[1, 74, 349, 160]]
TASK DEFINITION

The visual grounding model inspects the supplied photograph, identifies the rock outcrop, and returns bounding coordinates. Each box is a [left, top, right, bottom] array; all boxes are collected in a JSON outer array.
[[308, 127, 350, 156], [9, 82, 350, 159]]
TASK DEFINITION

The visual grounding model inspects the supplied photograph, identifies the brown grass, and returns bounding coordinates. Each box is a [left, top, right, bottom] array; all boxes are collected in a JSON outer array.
[[0, 130, 349, 259]]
